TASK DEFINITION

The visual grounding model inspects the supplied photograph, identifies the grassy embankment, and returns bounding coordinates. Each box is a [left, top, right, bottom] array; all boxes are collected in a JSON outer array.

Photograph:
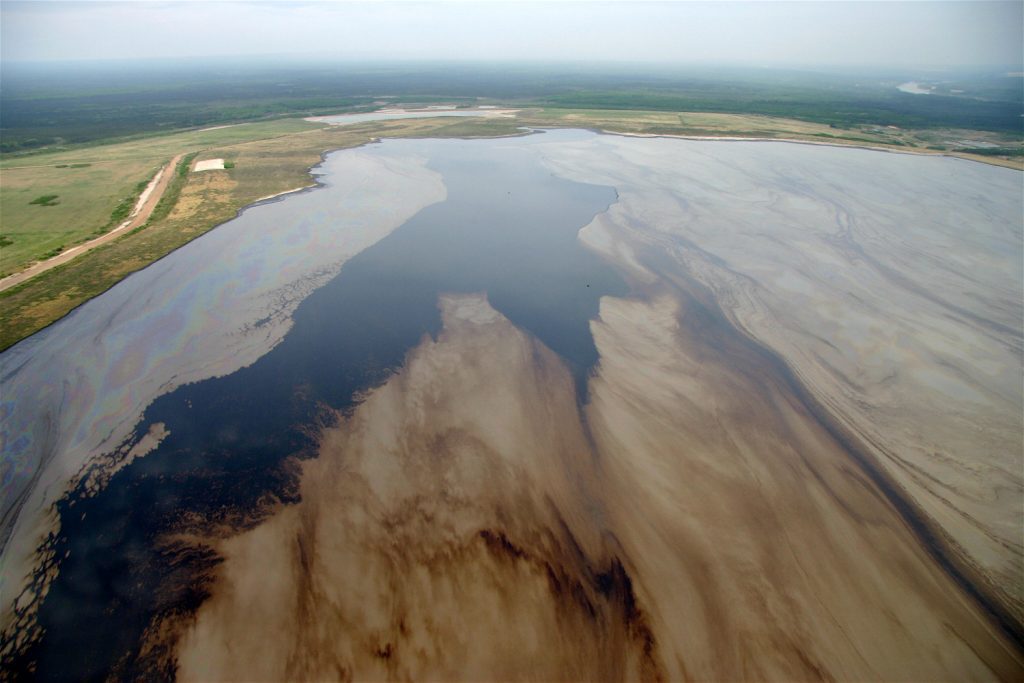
[[0, 107, 1019, 350]]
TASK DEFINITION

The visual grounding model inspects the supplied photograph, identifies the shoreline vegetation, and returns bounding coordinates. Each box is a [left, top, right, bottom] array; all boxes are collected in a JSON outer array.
[[0, 107, 1021, 351]]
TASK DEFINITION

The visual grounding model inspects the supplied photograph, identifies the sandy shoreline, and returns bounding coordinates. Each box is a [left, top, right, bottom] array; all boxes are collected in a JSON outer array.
[[254, 185, 314, 203]]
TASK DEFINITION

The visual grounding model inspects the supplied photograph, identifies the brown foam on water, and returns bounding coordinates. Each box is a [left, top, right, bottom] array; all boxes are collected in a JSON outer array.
[[171, 293, 1021, 681]]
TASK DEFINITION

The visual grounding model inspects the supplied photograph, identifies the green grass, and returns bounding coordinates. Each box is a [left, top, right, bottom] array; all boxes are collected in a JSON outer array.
[[0, 118, 325, 277], [960, 147, 1024, 157], [407, 118, 528, 139]]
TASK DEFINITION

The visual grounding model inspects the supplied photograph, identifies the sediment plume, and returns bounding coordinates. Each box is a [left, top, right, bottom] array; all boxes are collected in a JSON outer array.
[[172, 293, 1022, 680], [174, 295, 662, 681]]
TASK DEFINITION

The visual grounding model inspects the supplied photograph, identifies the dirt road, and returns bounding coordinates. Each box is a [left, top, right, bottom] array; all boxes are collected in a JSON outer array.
[[0, 153, 186, 292]]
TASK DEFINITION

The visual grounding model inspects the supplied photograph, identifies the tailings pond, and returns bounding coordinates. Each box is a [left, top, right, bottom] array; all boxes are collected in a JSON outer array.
[[0, 129, 627, 679]]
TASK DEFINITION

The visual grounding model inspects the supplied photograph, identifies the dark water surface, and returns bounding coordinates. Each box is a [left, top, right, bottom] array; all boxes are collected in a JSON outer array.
[[11, 132, 626, 680]]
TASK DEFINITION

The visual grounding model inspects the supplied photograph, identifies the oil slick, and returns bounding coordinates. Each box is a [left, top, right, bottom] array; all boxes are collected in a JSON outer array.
[[0, 151, 446, 623]]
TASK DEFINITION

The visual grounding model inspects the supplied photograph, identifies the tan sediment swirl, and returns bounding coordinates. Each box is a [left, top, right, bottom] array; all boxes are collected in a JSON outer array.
[[536, 133, 1024, 626], [171, 293, 1021, 681], [174, 295, 662, 682]]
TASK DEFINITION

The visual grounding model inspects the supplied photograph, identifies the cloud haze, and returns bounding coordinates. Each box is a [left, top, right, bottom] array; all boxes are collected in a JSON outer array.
[[2, 1, 1022, 68]]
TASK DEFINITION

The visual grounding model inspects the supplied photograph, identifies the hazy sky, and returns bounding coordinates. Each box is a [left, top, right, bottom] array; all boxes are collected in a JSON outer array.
[[3, 1, 1022, 68]]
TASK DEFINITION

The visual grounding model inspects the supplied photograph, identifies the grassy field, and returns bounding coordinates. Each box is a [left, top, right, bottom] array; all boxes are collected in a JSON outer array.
[[0, 108, 1019, 350], [1, 160, 165, 276], [0, 119, 324, 277]]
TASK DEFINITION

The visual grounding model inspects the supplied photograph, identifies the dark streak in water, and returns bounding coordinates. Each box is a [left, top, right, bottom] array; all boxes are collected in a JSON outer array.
[[2, 135, 627, 680], [477, 527, 663, 680]]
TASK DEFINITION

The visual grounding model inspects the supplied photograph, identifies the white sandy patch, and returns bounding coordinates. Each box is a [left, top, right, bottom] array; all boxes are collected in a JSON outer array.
[[129, 166, 163, 216], [898, 81, 934, 95], [194, 158, 226, 172], [254, 186, 313, 203]]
